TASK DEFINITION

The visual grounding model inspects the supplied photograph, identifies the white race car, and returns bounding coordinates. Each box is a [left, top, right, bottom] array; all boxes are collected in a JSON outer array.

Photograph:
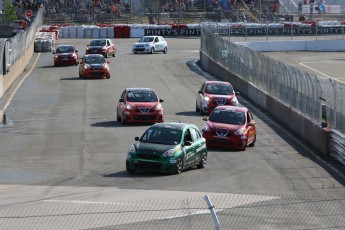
[[132, 36, 168, 54]]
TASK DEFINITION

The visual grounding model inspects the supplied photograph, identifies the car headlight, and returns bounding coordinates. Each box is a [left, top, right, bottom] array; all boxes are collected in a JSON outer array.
[[203, 96, 210, 102], [125, 104, 134, 110], [71, 53, 76, 58], [84, 64, 90, 70], [163, 149, 175, 157], [54, 55, 58, 59], [202, 124, 210, 132], [234, 127, 245, 135], [155, 103, 162, 110], [102, 64, 109, 69], [128, 144, 136, 153], [231, 97, 239, 106]]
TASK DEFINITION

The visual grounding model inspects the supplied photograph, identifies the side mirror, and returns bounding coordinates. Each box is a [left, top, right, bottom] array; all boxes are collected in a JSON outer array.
[[107, 61, 110, 64], [76, 50, 78, 52], [79, 61, 83, 64], [135, 137, 139, 141], [119, 98, 124, 102], [247, 121, 255, 126], [198, 90, 203, 94], [235, 91, 240, 95], [202, 116, 208, 121], [159, 99, 164, 102]]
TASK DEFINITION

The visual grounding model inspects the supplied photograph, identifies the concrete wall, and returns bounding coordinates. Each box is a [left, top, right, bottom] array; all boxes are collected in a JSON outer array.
[[200, 50, 330, 156]]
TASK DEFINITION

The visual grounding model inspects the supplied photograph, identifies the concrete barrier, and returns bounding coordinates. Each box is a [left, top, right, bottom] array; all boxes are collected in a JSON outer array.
[[200, 50, 329, 156]]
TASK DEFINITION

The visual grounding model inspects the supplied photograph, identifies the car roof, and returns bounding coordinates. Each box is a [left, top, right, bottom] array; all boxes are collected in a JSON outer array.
[[84, 54, 104, 57], [205, 81, 231, 85], [126, 88, 154, 92], [151, 122, 197, 130], [214, 106, 248, 113], [57, 45, 74, 47]]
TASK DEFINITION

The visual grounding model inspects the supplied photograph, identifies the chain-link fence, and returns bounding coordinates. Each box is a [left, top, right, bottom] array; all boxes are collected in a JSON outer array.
[[0, 193, 345, 229], [200, 22, 345, 134]]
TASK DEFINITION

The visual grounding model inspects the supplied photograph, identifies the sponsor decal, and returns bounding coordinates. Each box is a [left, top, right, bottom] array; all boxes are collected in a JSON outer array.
[[215, 128, 229, 137], [144, 27, 345, 37]]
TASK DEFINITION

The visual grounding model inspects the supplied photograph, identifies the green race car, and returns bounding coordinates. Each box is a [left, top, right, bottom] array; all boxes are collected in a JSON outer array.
[[126, 122, 207, 174]]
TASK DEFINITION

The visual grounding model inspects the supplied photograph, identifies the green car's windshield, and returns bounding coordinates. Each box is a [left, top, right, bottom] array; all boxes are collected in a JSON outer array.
[[205, 84, 234, 95], [126, 90, 158, 102], [140, 127, 182, 145], [209, 110, 245, 125]]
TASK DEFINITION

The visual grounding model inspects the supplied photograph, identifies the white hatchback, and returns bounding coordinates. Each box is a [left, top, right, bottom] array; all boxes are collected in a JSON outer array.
[[132, 36, 168, 54]]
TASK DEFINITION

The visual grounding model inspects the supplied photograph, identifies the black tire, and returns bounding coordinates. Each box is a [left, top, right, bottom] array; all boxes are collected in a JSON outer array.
[[199, 102, 205, 115], [248, 135, 256, 147], [116, 110, 121, 122], [104, 52, 108, 58], [79, 71, 83, 78], [126, 167, 136, 174], [174, 158, 183, 174], [112, 51, 116, 57], [106, 75, 110, 79], [241, 140, 247, 151], [163, 47, 168, 54], [197, 152, 207, 169], [149, 47, 154, 54], [121, 114, 126, 125], [195, 101, 200, 112]]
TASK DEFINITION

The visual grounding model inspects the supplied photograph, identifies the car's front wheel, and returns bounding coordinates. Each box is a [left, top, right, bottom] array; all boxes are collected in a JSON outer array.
[[195, 101, 200, 112], [163, 47, 168, 54], [149, 47, 154, 54], [248, 134, 256, 147], [126, 167, 136, 174], [197, 152, 207, 169], [174, 158, 183, 174]]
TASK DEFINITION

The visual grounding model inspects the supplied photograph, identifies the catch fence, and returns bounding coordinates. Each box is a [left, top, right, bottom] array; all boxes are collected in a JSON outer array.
[[1, 193, 345, 229], [200, 22, 345, 135]]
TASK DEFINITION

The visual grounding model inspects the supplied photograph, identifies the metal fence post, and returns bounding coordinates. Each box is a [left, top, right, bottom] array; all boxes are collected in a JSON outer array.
[[204, 195, 220, 230]]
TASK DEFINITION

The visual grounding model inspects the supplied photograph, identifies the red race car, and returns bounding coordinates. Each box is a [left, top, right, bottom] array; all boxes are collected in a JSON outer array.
[[53, 45, 79, 66], [201, 106, 256, 151], [117, 88, 164, 124], [196, 81, 239, 115], [85, 39, 116, 58], [79, 54, 110, 79]]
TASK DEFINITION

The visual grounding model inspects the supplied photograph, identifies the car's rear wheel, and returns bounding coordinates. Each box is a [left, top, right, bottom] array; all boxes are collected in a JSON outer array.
[[174, 158, 183, 174], [197, 152, 207, 169], [163, 47, 168, 54]]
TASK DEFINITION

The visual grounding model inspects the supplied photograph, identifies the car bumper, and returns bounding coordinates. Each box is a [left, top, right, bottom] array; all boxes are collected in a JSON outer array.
[[133, 48, 151, 53], [54, 58, 77, 66], [203, 133, 246, 150], [126, 158, 177, 174], [82, 70, 110, 78], [123, 111, 164, 123]]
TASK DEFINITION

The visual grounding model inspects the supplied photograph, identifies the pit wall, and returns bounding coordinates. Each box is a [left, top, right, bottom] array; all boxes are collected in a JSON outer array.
[[200, 51, 330, 156]]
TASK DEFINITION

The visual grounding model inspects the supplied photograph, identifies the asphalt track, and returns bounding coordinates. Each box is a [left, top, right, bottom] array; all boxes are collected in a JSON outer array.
[[0, 38, 344, 229]]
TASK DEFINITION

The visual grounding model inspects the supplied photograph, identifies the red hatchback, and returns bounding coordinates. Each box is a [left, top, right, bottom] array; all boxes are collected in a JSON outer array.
[[53, 45, 79, 66], [117, 88, 164, 124], [196, 81, 239, 115], [79, 54, 110, 79], [202, 106, 256, 151], [85, 39, 116, 58]]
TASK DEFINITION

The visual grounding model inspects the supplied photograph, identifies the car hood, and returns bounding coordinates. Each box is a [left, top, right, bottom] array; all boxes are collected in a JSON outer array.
[[56, 52, 73, 56], [134, 42, 153, 46], [88, 63, 106, 67], [127, 102, 160, 110], [88, 46, 104, 49], [207, 121, 243, 131], [135, 142, 176, 153], [205, 93, 236, 99]]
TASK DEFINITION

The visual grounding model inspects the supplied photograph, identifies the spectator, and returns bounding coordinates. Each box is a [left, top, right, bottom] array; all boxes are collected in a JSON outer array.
[[318, 0, 325, 14], [272, 1, 278, 14], [309, 0, 315, 18], [299, 14, 306, 21]]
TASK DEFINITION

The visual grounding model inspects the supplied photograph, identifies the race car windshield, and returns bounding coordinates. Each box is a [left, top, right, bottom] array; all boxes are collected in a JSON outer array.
[[139, 37, 154, 42], [56, 46, 73, 53], [209, 110, 245, 125], [85, 56, 106, 64], [90, 40, 106, 46], [205, 84, 234, 95], [126, 91, 158, 102], [140, 128, 182, 145]]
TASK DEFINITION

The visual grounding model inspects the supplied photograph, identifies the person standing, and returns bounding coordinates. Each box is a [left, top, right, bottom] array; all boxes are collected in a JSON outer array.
[[309, 0, 315, 18], [298, 0, 302, 14]]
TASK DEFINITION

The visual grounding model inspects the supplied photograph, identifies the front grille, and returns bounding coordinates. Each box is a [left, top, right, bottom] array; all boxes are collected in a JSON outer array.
[[134, 48, 145, 52], [90, 72, 104, 76], [137, 153, 161, 160], [133, 114, 156, 120], [136, 161, 162, 170]]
